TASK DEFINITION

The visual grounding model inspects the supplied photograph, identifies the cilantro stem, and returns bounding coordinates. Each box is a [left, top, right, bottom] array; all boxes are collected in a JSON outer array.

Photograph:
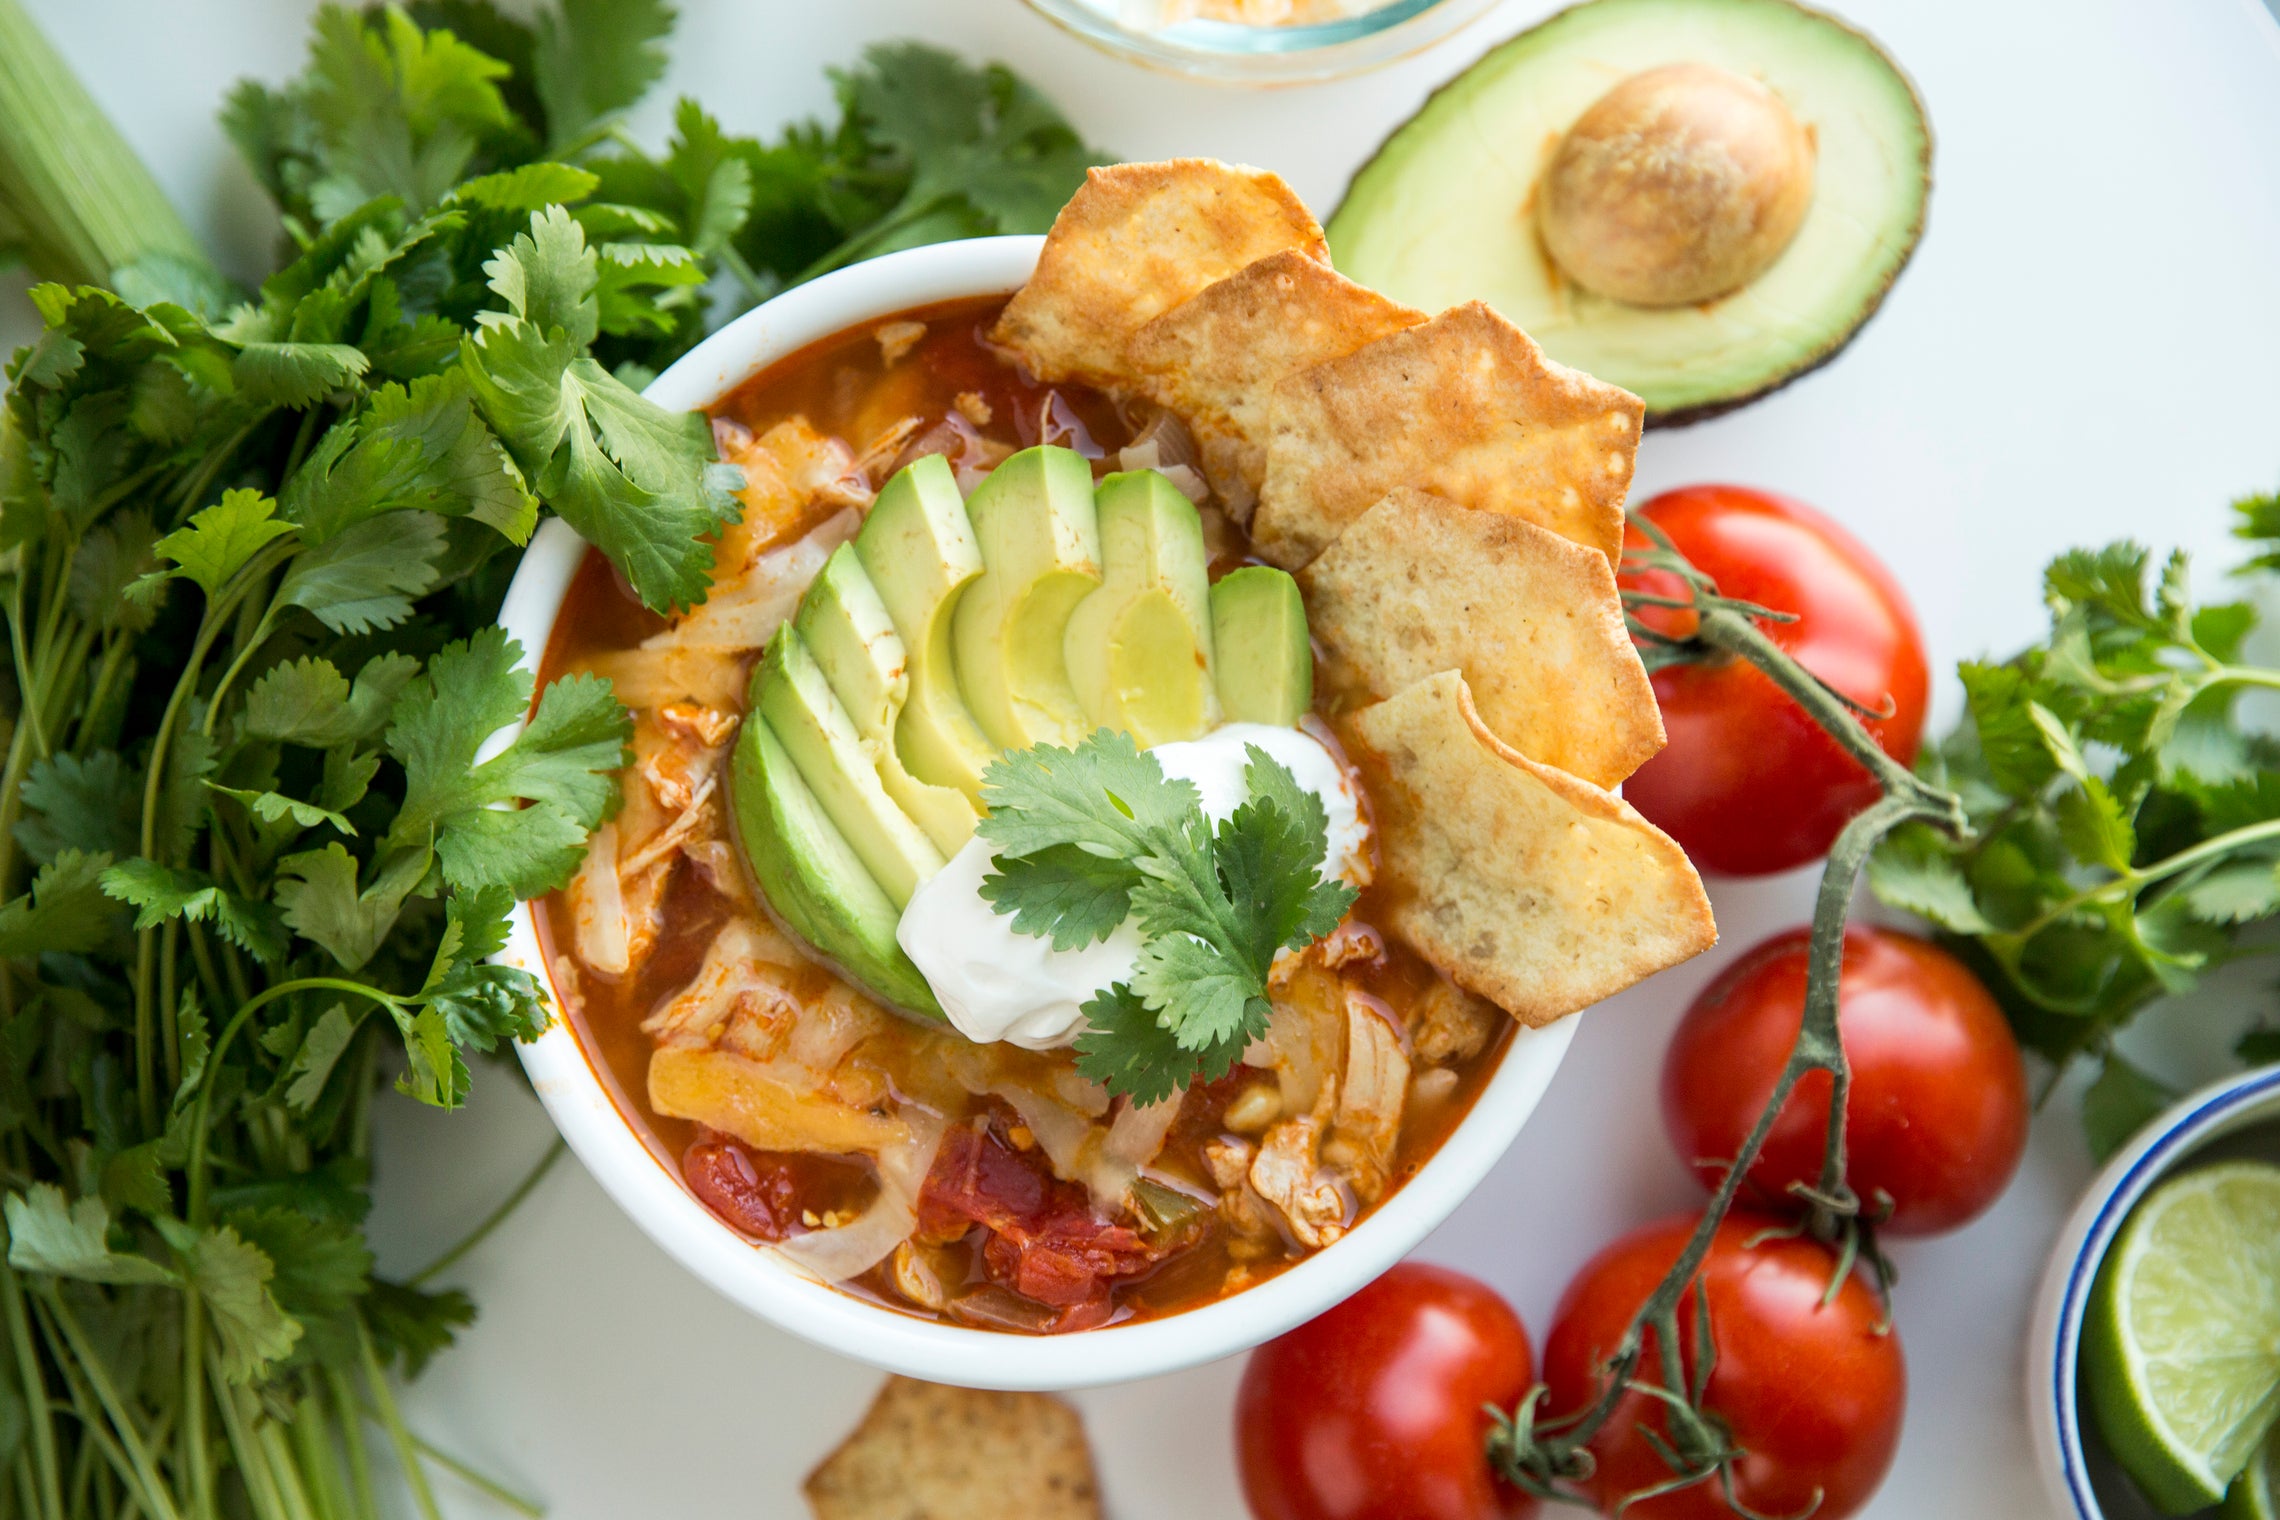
[[35, 1286, 183, 1520], [0, 1263, 64, 1520], [326, 1370, 378, 1519], [1995, 815, 2280, 946], [408, 1138, 566, 1287], [359, 1325, 442, 1520], [185, 978, 408, 1228]]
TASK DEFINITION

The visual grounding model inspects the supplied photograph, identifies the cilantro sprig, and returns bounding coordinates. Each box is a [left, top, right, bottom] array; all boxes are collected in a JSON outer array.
[[978, 731, 1358, 1106], [0, 1, 1106, 1515]]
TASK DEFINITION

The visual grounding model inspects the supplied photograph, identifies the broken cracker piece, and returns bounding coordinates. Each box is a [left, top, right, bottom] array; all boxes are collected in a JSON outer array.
[[991, 159, 1327, 387], [1128, 248, 1424, 514], [1347, 670, 1713, 1026], [805, 1376, 1102, 1520], [1301, 488, 1662, 787], [1251, 301, 1643, 572]]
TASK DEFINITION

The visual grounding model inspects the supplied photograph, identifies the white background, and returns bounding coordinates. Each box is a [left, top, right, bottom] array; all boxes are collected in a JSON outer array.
[[9, 1, 2280, 1514]]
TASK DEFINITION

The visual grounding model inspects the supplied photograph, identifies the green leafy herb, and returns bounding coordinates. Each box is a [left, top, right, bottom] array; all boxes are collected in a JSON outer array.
[[1871, 509, 2280, 1149], [0, 1, 1108, 1512], [979, 732, 1359, 1103]]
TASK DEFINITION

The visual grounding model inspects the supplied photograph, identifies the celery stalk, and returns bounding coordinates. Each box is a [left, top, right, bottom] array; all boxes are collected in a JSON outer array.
[[0, 0, 212, 288]]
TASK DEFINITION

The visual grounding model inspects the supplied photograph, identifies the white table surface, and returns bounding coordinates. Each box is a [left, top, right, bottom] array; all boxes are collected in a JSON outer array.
[[11, 1, 2280, 1514]]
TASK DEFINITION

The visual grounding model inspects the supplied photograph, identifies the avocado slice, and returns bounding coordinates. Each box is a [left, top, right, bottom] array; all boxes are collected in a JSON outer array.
[[796, 543, 980, 856], [853, 455, 1001, 802], [1326, 0, 1929, 423], [754, 626, 943, 910], [952, 446, 1102, 753], [1209, 566, 1312, 727], [728, 712, 943, 1020], [1063, 471, 1221, 749]]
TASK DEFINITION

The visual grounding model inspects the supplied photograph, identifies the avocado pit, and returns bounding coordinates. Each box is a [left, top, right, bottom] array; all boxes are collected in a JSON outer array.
[[1537, 62, 1816, 308]]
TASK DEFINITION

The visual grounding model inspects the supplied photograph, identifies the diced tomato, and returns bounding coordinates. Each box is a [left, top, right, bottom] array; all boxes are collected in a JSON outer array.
[[683, 1135, 802, 1241], [919, 1121, 1163, 1327]]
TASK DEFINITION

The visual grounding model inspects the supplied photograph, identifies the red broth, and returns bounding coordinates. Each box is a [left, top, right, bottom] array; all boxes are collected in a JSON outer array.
[[532, 295, 1511, 1331]]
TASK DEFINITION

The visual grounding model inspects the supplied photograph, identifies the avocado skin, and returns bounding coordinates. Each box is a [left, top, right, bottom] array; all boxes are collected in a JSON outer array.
[[728, 707, 945, 1022], [1326, 0, 1931, 427], [1209, 566, 1312, 727]]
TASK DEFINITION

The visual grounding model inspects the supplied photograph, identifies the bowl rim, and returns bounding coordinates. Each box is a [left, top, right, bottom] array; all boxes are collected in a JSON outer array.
[[2028, 1061, 2280, 1517], [492, 231, 1577, 1390]]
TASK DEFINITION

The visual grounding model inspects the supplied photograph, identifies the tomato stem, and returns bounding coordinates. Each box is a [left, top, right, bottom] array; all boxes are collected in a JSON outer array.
[[1486, 512, 1970, 1511]]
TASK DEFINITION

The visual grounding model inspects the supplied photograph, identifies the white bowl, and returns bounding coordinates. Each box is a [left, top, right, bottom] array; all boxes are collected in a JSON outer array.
[[492, 233, 1577, 1390], [2029, 1063, 2280, 1517]]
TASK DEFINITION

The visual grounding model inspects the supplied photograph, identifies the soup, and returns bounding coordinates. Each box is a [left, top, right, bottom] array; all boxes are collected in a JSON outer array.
[[532, 295, 1514, 1333]]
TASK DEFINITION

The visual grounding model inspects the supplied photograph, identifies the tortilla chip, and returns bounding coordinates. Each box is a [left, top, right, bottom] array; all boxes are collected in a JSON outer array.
[[1127, 249, 1425, 513], [1301, 489, 1662, 788], [805, 1377, 1102, 1520], [1250, 302, 1643, 572], [1347, 671, 1713, 1026], [991, 160, 1328, 387]]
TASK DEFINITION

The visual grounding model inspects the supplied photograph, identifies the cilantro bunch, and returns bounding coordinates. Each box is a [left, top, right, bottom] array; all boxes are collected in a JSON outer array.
[[1871, 501, 2280, 1156], [0, 2, 1103, 1516], [978, 731, 1359, 1106]]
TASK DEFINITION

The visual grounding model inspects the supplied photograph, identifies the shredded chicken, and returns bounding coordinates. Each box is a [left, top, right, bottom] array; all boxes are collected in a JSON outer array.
[[1248, 1115, 1351, 1249], [875, 320, 926, 365], [1327, 992, 1410, 1204], [1413, 979, 1500, 1066], [642, 920, 805, 1053]]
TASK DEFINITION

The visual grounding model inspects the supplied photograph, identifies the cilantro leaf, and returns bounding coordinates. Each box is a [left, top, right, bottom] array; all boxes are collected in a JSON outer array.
[[181, 1223, 302, 1382], [4, 1185, 176, 1286], [99, 859, 289, 963], [151, 488, 297, 600], [15, 751, 136, 863], [207, 783, 357, 838], [274, 509, 446, 634], [274, 842, 427, 972], [531, 0, 673, 151], [247, 653, 420, 747], [280, 373, 536, 544], [234, 340, 370, 408], [981, 732, 1352, 1101], [0, 851, 121, 958], [462, 208, 738, 611], [383, 628, 630, 897], [979, 843, 1137, 951], [364, 1277, 475, 1377], [1073, 984, 1245, 1109], [283, 1004, 363, 1114]]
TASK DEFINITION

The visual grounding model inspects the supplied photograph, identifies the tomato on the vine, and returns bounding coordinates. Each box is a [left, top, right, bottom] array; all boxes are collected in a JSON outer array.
[[1663, 926, 2029, 1235], [1540, 1213, 1905, 1520], [1236, 1262, 1538, 1520], [1621, 485, 1928, 876]]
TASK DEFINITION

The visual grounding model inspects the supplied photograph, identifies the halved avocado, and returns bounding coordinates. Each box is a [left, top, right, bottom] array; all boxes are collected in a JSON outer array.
[[728, 710, 944, 1020], [1326, 0, 1929, 423]]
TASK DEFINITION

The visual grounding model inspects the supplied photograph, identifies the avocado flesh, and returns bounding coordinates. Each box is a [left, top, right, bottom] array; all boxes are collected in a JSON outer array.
[[1209, 566, 1312, 728], [729, 713, 943, 1020], [853, 454, 1001, 802], [1326, 0, 1929, 422], [755, 627, 943, 910], [953, 446, 1103, 752], [797, 543, 979, 856], [1063, 471, 1221, 749]]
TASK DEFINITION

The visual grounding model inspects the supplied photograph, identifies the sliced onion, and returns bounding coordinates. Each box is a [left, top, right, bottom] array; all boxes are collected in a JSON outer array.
[[991, 1082, 1095, 1182], [570, 823, 629, 976], [1086, 1092, 1182, 1203], [774, 1111, 946, 1284], [1117, 406, 1200, 475]]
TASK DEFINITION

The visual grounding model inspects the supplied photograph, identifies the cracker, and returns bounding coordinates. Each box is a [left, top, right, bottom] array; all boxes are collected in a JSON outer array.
[[1301, 489, 1662, 787], [991, 159, 1327, 387], [1347, 671, 1714, 1026], [805, 1376, 1102, 1520], [1127, 249, 1424, 513], [1250, 302, 1643, 572]]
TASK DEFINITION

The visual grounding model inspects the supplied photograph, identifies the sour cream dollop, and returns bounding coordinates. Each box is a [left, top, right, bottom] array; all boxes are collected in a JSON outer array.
[[896, 723, 1370, 1052]]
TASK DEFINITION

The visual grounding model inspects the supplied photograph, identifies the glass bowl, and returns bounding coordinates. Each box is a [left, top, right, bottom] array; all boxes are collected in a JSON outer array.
[[1021, 0, 1506, 84]]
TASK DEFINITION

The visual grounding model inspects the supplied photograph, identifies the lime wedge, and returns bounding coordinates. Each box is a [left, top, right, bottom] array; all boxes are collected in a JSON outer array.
[[2226, 1423, 2280, 1520], [2085, 1160, 2280, 1514]]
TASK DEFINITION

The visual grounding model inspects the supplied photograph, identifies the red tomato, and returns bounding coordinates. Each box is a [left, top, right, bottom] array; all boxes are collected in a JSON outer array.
[[1621, 486, 1928, 876], [1541, 1214, 1904, 1520], [1662, 926, 2028, 1235], [1237, 1262, 1538, 1520]]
